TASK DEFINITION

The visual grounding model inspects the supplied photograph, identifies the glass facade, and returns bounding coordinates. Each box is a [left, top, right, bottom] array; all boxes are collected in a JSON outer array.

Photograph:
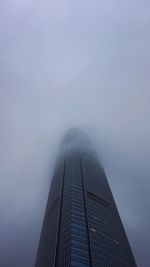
[[35, 129, 137, 267]]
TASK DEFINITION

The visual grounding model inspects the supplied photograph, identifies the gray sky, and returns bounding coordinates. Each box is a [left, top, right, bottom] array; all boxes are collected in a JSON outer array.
[[0, 1, 150, 266]]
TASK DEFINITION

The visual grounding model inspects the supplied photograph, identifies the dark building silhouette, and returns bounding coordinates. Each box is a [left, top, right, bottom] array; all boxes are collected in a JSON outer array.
[[35, 129, 137, 267]]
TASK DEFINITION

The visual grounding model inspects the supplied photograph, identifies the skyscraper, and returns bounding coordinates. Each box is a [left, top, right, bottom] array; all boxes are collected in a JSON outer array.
[[35, 129, 137, 267]]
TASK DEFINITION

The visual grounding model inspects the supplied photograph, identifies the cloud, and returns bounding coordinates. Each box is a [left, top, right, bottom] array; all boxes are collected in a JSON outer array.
[[0, 0, 150, 266]]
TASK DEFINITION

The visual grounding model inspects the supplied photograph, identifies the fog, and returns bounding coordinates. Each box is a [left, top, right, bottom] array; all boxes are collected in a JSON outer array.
[[0, 1, 150, 266]]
